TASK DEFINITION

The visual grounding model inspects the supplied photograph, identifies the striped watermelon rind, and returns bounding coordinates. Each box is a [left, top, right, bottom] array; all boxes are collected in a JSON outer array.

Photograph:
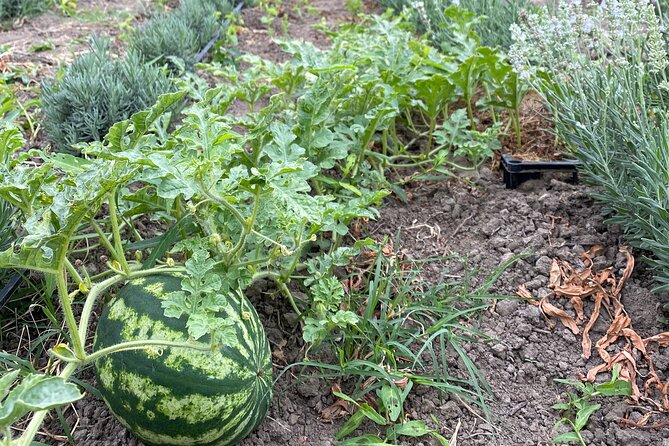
[[94, 274, 272, 446]]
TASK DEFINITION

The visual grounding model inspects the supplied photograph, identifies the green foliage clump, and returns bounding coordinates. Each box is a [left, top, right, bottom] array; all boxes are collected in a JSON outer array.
[[0, 0, 47, 22], [41, 38, 174, 154], [377, 0, 537, 49], [128, 0, 233, 70], [510, 0, 669, 291]]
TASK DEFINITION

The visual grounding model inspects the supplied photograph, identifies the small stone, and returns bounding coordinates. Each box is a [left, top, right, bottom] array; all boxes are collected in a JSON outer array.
[[615, 426, 652, 446], [535, 255, 553, 272], [440, 401, 462, 419], [604, 402, 629, 422], [297, 380, 321, 398], [283, 312, 299, 326], [491, 343, 507, 359], [518, 305, 542, 323], [496, 299, 519, 316]]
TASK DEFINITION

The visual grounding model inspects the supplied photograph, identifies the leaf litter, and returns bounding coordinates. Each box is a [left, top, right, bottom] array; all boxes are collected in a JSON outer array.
[[518, 245, 669, 428]]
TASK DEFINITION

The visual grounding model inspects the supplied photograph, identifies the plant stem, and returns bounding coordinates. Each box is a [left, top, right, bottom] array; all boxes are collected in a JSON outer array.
[[63, 259, 84, 287], [84, 339, 211, 364], [198, 178, 247, 228], [91, 220, 121, 261], [275, 278, 302, 317], [57, 269, 85, 359], [77, 266, 187, 343], [108, 189, 130, 274]]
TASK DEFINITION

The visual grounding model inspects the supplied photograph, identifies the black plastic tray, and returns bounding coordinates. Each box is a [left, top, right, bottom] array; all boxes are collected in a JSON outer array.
[[501, 154, 580, 189], [0, 272, 24, 309]]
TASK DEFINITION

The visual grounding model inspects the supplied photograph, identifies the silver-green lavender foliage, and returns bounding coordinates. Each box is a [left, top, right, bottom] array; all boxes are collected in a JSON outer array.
[[378, 0, 537, 49], [509, 0, 667, 81], [41, 38, 174, 154], [511, 0, 669, 291], [0, 0, 47, 22], [128, 0, 232, 71]]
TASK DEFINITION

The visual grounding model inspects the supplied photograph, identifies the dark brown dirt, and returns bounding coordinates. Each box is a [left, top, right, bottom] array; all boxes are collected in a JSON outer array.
[[4, 1, 669, 446], [0, 0, 153, 73]]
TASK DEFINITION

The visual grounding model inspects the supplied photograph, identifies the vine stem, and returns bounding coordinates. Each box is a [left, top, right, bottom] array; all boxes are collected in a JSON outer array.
[[77, 266, 186, 343], [83, 339, 211, 364], [275, 279, 302, 317], [63, 258, 84, 287], [108, 188, 130, 274], [57, 270, 85, 359], [91, 220, 121, 261]]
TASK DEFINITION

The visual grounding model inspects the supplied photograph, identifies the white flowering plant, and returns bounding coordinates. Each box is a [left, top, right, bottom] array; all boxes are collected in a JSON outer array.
[[509, 0, 668, 82], [510, 0, 669, 294], [378, 0, 537, 50]]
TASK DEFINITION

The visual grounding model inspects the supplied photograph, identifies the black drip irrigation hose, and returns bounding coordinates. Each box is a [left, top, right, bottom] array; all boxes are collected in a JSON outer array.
[[194, 0, 246, 64]]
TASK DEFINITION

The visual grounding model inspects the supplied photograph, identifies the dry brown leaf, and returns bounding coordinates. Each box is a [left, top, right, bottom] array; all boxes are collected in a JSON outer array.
[[595, 313, 631, 360], [637, 412, 654, 427], [394, 377, 409, 390], [644, 332, 669, 347], [549, 259, 561, 288], [321, 385, 350, 422], [614, 247, 634, 297], [595, 268, 613, 285], [554, 284, 597, 298], [539, 297, 579, 334], [516, 285, 535, 302], [622, 328, 647, 356], [581, 291, 604, 360], [582, 244, 605, 261], [585, 362, 610, 382], [575, 268, 593, 282], [570, 296, 585, 322]]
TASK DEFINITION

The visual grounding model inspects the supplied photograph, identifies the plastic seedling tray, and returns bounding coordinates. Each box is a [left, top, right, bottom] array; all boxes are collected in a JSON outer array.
[[501, 153, 580, 189], [0, 272, 23, 309]]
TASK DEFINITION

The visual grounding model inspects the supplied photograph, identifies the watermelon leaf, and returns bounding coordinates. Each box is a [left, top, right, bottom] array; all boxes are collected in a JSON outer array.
[[0, 373, 83, 431], [161, 247, 237, 346]]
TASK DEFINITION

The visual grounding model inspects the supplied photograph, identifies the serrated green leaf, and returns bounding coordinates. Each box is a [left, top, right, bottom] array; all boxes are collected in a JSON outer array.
[[161, 291, 188, 319], [0, 370, 19, 401], [0, 374, 83, 431]]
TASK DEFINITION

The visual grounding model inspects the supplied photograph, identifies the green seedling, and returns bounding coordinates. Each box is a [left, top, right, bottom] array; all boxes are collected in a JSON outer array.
[[552, 366, 632, 446], [334, 381, 453, 446]]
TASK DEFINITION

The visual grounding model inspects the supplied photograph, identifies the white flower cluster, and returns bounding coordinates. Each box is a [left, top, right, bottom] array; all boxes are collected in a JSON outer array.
[[403, 0, 434, 35], [509, 0, 668, 81]]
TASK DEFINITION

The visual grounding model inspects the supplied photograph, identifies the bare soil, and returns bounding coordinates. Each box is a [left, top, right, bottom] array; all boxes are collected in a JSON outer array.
[[1, 0, 152, 73], [2, 1, 668, 446]]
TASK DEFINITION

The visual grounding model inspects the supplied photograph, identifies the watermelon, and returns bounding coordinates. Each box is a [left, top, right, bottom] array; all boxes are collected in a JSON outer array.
[[94, 274, 272, 446]]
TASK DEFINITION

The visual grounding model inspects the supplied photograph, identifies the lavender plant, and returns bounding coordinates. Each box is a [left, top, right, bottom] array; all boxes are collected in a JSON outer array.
[[0, 0, 47, 22], [510, 0, 669, 292], [41, 38, 174, 154], [128, 0, 233, 71]]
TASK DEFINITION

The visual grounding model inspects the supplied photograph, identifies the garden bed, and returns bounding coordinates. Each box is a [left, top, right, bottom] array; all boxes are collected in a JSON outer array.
[[1, 1, 668, 446]]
